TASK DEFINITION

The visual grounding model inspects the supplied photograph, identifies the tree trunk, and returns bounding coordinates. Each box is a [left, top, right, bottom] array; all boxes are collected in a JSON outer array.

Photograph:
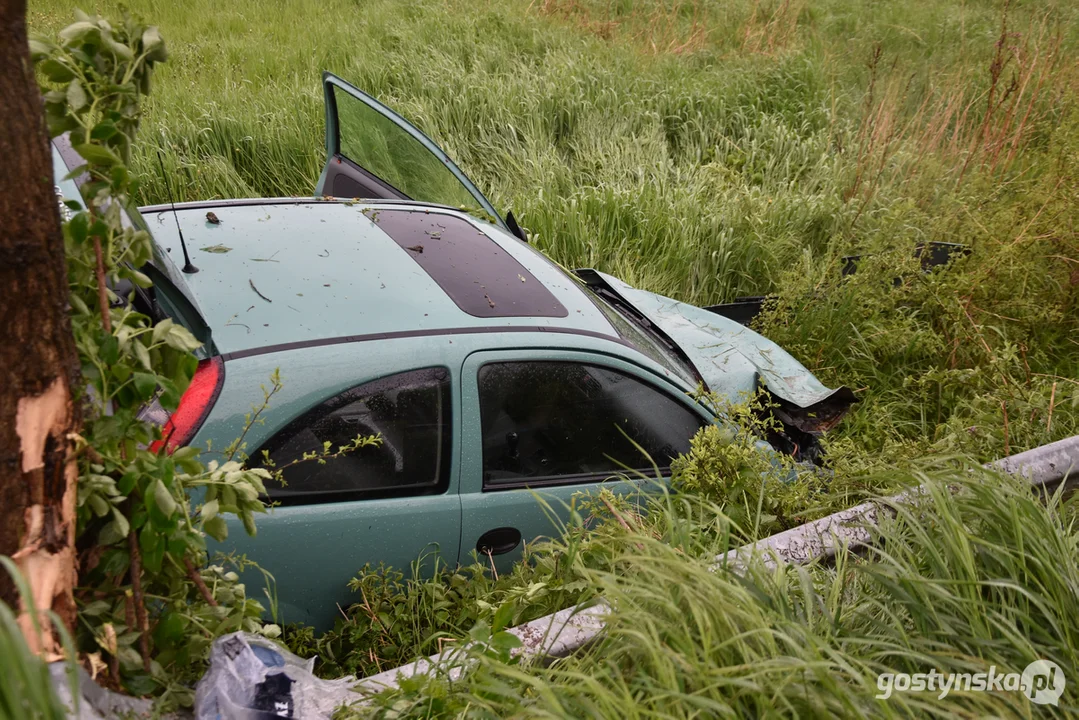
[[0, 0, 82, 658]]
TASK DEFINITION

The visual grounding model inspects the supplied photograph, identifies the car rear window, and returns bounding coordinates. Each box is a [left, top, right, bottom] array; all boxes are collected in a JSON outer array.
[[256, 367, 451, 505]]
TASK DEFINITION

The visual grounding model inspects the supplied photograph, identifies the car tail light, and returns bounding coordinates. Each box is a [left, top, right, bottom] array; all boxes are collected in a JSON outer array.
[[146, 356, 225, 454]]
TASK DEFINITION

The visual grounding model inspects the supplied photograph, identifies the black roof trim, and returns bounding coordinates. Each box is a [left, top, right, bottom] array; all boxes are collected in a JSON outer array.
[[218, 326, 629, 362]]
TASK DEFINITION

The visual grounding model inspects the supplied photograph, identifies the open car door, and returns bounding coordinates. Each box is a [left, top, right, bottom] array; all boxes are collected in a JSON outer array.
[[316, 72, 517, 234]]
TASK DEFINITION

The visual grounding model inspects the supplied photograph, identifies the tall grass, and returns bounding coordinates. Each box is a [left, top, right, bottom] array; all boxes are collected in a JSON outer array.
[[350, 469, 1079, 717], [26, 1, 1076, 290], [0, 558, 77, 720]]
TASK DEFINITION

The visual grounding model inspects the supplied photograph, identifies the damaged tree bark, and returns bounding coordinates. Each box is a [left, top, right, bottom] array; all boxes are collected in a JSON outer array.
[[0, 0, 82, 657]]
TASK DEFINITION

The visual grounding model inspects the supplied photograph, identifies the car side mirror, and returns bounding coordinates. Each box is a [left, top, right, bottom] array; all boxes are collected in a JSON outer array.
[[505, 210, 528, 243]]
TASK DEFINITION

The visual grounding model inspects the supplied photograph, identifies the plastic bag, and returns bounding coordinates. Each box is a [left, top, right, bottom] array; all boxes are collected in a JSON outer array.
[[195, 632, 359, 719]]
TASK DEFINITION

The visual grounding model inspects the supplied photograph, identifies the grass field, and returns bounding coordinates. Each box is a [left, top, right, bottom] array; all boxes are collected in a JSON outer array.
[[30, 0, 1079, 466], [27, 0, 1079, 714]]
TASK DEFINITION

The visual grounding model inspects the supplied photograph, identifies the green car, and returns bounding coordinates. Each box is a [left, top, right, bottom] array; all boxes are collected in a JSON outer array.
[[52, 73, 854, 629]]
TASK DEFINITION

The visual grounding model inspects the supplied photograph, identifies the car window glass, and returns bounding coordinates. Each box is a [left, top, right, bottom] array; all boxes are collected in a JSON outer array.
[[478, 362, 706, 488], [586, 292, 699, 386], [333, 86, 486, 216], [258, 367, 451, 505]]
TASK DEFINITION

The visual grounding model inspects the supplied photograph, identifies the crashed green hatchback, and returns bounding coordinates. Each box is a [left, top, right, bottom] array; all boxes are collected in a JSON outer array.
[[53, 73, 854, 629]]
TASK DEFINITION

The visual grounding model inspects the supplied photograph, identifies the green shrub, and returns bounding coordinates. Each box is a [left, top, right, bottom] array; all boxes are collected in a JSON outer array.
[[669, 396, 822, 539]]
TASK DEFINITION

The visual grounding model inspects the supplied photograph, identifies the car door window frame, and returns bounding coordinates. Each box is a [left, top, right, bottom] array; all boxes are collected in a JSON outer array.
[[458, 349, 713, 494], [254, 366, 454, 506], [321, 72, 506, 230]]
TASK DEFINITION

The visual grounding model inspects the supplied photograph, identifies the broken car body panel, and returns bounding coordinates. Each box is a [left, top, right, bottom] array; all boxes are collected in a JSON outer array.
[[590, 271, 856, 431]]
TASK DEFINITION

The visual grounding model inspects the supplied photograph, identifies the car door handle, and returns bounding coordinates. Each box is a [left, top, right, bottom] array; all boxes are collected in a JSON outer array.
[[476, 527, 522, 556]]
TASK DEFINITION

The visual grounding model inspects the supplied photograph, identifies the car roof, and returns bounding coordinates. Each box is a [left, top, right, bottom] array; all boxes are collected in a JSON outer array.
[[140, 198, 618, 356]]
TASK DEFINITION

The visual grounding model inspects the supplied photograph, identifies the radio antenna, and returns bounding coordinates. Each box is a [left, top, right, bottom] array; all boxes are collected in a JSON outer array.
[[157, 150, 197, 274]]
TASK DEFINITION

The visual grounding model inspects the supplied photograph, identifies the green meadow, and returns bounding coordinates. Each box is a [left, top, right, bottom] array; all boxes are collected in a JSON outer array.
[[30, 0, 1079, 464]]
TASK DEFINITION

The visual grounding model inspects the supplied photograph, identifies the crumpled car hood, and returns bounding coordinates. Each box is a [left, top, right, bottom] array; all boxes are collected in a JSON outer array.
[[597, 272, 855, 430]]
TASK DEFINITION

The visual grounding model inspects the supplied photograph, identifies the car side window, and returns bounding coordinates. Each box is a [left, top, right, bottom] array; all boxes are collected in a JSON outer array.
[[257, 367, 451, 505], [333, 86, 482, 214], [478, 361, 707, 488]]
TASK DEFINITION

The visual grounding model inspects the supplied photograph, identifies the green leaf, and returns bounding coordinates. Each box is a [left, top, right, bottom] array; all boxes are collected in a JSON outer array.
[[118, 471, 137, 496], [201, 499, 219, 522], [151, 318, 174, 344], [70, 294, 90, 316], [132, 372, 157, 401], [46, 112, 79, 138], [111, 506, 130, 538], [97, 550, 128, 577], [241, 510, 257, 537], [204, 515, 228, 542], [133, 341, 152, 371], [39, 58, 75, 82], [164, 324, 202, 352], [98, 520, 126, 546], [152, 479, 177, 519], [152, 611, 186, 647], [140, 528, 164, 573], [80, 600, 111, 617], [199, 244, 232, 254], [66, 212, 89, 244], [88, 494, 110, 517], [58, 21, 100, 46], [492, 600, 516, 632], [120, 660, 154, 689], [108, 165, 128, 189], [100, 335, 119, 365], [102, 36, 134, 61], [233, 483, 258, 503], [141, 26, 167, 62], [29, 37, 55, 59], [66, 80, 88, 111], [172, 444, 200, 465], [90, 120, 118, 141], [468, 620, 491, 644], [138, 71, 153, 97], [489, 630, 523, 653], [130, 270, 153, 288], [61, 164, 89, 181], [220, 485, 236, 510], [74, 142, 123, 168], [166, 533, 189, 557]]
